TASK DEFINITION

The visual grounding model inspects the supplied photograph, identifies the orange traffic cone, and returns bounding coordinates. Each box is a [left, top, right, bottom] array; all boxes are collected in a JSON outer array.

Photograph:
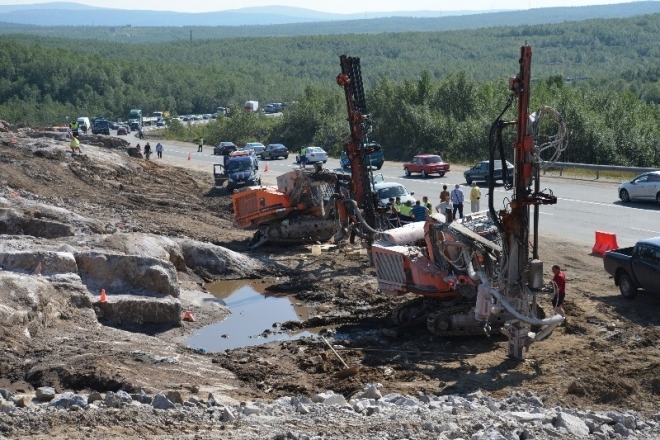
[[183, 310, 196, 322], [187, 152, 191, 161], [100, 288, 108, 303]]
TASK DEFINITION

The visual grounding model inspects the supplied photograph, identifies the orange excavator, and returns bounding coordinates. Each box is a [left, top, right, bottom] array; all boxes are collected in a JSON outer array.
[[232, 55, 387, 248], [372, 46, 568, 358]]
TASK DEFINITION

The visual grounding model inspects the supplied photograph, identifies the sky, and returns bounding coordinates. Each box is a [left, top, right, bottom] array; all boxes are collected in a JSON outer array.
[[0, 0, 639, 14]]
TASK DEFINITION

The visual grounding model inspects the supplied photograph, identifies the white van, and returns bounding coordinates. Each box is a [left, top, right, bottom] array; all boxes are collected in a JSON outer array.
[[76, 117, 91, 133]]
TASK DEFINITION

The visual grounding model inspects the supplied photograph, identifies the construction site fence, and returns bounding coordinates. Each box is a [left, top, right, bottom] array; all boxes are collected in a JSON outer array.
[[543, 162, 660, 179]]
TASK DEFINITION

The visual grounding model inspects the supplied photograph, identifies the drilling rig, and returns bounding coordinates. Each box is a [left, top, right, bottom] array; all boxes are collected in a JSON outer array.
[[232, 55, 387, 248], [371, 45, 568, 359]]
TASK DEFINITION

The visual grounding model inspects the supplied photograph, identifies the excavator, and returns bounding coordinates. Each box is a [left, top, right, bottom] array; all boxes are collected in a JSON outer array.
[[371, 45, 568, 358], [232, 55, 386, 248]]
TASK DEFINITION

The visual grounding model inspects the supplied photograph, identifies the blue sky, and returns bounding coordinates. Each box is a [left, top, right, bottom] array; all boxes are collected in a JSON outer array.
[[0, 0, 637, 13]]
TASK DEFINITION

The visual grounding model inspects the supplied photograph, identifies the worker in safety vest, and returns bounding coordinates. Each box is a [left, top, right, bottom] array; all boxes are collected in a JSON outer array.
[[397, 199, 414, 223], [69, 136, 81, 155], [69, 120, 79, 138], [299, 147, 307, 168]]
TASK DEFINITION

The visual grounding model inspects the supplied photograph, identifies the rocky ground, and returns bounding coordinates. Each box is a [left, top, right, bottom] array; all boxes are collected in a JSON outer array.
[[1, 125, 660, 439]]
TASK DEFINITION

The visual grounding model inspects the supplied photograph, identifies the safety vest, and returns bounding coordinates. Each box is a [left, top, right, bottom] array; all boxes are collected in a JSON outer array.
[[70, 122, 79, 130], [70, 137, 80, 149], [397, 203, 413, 216], [199, 138, 204, 145]]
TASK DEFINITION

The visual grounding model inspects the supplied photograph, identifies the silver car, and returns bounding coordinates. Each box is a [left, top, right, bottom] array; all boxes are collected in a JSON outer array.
[[618, 171, 660, 204]]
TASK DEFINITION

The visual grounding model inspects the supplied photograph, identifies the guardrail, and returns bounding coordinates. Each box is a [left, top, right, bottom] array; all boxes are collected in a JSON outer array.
[[543, 162, 660, 179]]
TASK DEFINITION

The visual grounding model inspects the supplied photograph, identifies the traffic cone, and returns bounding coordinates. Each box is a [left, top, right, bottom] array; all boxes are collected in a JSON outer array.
[[33, 262, 42, 276], [183, 310, 196, 322], [187, 152, 191, 161], [264, 162, 269, 172], [99, 288, 108, 303]]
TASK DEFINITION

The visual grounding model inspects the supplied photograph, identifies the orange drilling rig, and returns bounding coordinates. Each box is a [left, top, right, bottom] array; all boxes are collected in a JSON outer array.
[[371, 45, 568, 358]]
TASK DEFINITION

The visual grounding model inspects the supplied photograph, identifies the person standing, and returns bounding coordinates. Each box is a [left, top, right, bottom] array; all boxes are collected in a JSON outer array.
[[422, 196, 433, 212], [470, 182, 482, 213], [411, 200, 430, 222], [551, 265, 567, 324], [437, 185, 450, 214], [156, 142, 163, 159], [450, 184, 464, 220], [299, 147, 307, 168], [69, 120, 79, 138], [197, 138, 204, 152], [144, 142, 152, 160], [398, 200, 414, 222]]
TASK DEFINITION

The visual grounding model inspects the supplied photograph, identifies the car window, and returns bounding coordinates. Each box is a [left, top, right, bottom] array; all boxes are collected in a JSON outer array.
[[637, 245, 660, 266], [426, 156, 442, 163], [378, 186, 408, 199], [634, 175, 650, 183], [648, 174, 660, 182]]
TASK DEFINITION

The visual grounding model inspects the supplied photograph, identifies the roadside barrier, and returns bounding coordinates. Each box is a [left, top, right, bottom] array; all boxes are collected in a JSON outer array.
[[592, 231, 619, 255]]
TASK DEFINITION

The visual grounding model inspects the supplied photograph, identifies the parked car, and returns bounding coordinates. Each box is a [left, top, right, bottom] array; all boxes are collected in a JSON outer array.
[[340, 143, 384, 170], [225, 150, 261, 191], [604, 237, 660, 298], [109, 121, 119, 130], [241, 142, 266, 156], [214, 142, 237, 156], [296, 146, 328, 164], [117, 126, 128, 135], [261, 143, 289, 160], [263, 104, 276, 114], [403, 154, 450, 178], [618, 171, 660, 205], [464, 160, 514, 185], [373, 181, 415, 206], [156, 120, 166, 127]]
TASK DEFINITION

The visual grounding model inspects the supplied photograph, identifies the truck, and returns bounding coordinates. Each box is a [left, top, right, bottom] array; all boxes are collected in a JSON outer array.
[[603, 237, 660, 299], [152, 111, 169, 121], [128, 109, 157, 130], [403, 154, 450, 178], [340, 142, 384, 170], [244, 101, 259, 112], [92, 118, 110, 135]]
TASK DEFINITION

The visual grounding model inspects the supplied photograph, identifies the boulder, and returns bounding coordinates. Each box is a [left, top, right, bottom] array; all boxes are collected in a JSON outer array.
[[35, 387, 56, 402], [131, 391, 153, 404], [177, 239, 266, 277], [75, 251, 180, 297], [0, 389, 13, 400], [105, 390, 132, 408], [0, 250, 78, 275], [96, 294, 181, 325], [165, 390, 183, 405], [87, 391, 103, 404], [555, 412, 590, 437], [49, 392, 87, 409], [152, 394, 175, 410]]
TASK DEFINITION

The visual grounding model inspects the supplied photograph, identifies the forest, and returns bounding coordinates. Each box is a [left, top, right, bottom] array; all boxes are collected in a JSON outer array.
[[1, 13, 660, 166]]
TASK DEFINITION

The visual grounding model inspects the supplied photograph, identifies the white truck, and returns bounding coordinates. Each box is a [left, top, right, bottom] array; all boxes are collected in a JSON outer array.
[[244, 101, 259, 112]]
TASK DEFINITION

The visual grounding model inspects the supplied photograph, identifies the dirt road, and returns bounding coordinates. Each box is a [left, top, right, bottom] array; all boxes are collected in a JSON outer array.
[[1, 129, 659, 437]]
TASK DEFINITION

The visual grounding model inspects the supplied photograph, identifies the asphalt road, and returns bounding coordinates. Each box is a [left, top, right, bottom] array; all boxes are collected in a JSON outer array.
[[121, 133, 660, 249]]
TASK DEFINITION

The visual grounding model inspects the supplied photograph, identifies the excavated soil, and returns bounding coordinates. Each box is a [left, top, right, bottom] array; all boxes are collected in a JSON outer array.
[[1, 131, 660, 436]]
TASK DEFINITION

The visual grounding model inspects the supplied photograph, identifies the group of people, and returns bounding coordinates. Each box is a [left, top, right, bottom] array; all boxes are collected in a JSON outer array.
[[386, 196, 434, 225], [434, 182, 483, 222], [135, 142, 164, 159]]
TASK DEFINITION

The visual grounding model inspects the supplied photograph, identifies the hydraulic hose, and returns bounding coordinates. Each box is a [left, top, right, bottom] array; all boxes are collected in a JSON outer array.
[[345, 199, 380, 235]]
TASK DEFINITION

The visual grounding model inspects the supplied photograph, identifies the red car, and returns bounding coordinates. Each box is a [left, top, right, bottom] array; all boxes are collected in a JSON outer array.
[[403, 154, 450, 178], [117, 126, 128, 135]]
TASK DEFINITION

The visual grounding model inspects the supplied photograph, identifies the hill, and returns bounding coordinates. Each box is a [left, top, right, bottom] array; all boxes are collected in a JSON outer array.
[[0, 2, 658, 38]]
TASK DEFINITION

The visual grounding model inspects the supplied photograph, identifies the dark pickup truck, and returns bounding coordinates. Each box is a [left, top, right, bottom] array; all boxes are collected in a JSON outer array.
[[603, 237, 660, 299]]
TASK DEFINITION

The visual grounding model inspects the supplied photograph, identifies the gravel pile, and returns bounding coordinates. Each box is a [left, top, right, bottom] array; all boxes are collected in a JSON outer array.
[[1, 385, 659, 439]]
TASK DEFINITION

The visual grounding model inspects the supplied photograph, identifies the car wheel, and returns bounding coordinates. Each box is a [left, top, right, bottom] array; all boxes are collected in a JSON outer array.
[[323, 160, 327, 164], [421, 170, 428, 178], [619, 189, 630, 203], [438, 172, 445, 177], [404, 168, 411, 177], [656, 191, 660, 206], [465, 177, 472, 185], [376, 164, 383, 170], [618, 273, 638, 299]]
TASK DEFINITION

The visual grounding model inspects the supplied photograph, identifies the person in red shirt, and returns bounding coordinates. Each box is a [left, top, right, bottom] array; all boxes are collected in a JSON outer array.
[[551, 265, 566, 323]]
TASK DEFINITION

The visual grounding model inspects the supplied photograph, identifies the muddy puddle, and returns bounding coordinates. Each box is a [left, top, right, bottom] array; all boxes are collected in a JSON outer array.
[[187, 280, 322, 352]]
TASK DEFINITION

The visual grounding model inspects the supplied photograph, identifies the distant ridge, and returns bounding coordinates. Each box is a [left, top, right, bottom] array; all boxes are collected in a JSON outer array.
[[0, 1, 658, 31]]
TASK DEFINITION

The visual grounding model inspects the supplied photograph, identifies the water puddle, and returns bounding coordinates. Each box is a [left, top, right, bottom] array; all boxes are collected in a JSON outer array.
[[186, 280, 321, 352]]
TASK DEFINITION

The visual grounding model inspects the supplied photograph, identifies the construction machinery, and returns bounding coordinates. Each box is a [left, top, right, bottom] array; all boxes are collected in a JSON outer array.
[[372, 45, 568, 359], [232, 55, 387, 248]]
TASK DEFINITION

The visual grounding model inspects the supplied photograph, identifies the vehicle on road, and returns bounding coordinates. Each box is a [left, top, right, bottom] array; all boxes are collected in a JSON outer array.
[[373, 181, 415, 206], [242, 142, 266, 156], [618, 171, 660, 205], [117, 126, 128, 135], [244, 101, 259, 112], [403, 154, 450, 178], [296, 146, 327, 164], [156, 120, 166, 127], [261, 144, 289, 160], [464, 160, 514, 185], [92, 118, 110, 135], [109, 121, 119, 130], [263, 104, 276, 114], [604, 237, 660, 298], [225, 150, 261, 191], [214, 142, 237, 156], [340, 143, 384, 170], [76, 117, 91, 134]]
